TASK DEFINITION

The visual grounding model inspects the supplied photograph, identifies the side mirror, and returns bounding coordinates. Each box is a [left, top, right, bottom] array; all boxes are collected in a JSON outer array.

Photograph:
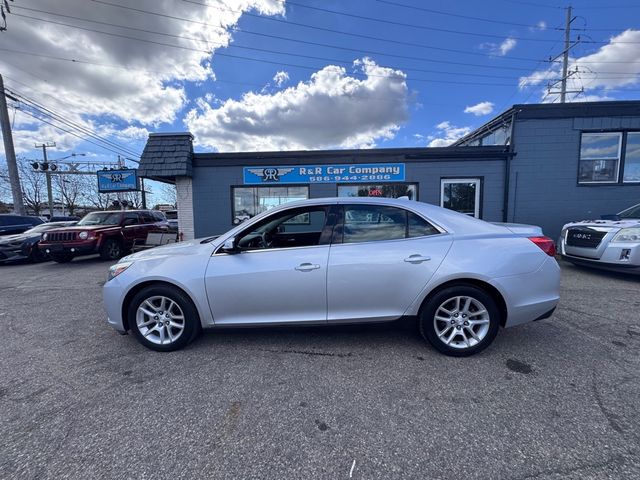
[[221, 236, 238, 253]]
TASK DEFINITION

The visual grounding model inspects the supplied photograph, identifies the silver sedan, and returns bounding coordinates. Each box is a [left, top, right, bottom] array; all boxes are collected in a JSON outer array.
[[103, 197, 560, 357]]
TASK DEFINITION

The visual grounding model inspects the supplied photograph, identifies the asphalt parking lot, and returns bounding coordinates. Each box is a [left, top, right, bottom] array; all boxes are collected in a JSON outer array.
[[1, 257, 639, 479]]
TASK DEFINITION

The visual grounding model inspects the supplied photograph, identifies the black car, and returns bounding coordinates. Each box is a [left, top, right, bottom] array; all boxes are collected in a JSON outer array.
[[0, 214, 44, 237], [50, 215, 81, 222], [0, 221, 76, 263]]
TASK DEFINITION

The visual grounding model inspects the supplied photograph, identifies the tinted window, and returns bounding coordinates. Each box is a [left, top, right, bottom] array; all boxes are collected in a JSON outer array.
[[140, 212, 156, 223], [342, 205, 406, 243], [408, 212, 439, 237], [153, 211, 166, 221], [123, 212, 140, 225]]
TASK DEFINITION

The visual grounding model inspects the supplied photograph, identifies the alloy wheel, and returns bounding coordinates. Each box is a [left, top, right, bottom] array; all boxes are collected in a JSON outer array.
[[136, 295, 186, 346], [433, 296, 490, 350]]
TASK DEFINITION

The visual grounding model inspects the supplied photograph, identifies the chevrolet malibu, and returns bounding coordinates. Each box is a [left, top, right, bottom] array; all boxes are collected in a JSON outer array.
[[103, 198, 560, 357]]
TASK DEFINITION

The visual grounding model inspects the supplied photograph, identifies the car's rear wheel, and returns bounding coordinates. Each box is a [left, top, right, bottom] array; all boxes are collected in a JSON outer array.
[[100, 238, 123, 260], [419, 285, 500, 357], [128, 285, 201, 352], [51, 253, 74, 263]]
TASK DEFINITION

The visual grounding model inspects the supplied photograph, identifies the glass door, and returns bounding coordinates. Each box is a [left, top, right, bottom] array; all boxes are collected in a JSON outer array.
[[440, 178, 481, 218]]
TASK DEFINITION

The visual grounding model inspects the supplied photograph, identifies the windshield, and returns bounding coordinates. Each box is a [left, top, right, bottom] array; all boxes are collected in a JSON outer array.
[[619, 204, 640, 219], [77, 212, 122, 226]]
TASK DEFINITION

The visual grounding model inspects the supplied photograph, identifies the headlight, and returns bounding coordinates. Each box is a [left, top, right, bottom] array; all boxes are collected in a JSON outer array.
[[79, 231, 89, 240], [612, 228, 640, 243], [42, 233, 48, 241], [107, 261, 133, 281]]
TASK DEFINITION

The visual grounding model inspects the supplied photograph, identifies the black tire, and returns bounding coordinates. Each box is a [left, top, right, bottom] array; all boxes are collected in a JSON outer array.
[[51, 253, 74, 263], [419, 285, 501, 357], [128, 284, 201, 352], [100, 238, 123, 261]]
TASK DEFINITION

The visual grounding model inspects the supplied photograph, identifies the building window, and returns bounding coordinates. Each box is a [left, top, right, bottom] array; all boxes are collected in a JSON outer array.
[[579, 133, 622, 184], [440, 178, 481, 218], [623, 132, 640, 183], [232, 186, 309, 225], [337, 183, 418, 200]]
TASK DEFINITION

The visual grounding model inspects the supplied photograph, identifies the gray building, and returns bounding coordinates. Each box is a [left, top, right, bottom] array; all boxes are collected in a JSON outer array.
[[139, 101, 640, 240]]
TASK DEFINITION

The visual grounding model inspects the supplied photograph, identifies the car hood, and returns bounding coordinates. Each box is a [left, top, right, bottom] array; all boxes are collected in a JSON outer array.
[[562, 219, 640, 230], [0, 232, 40, 245], [47, 225, 121, 233], [120, 237, 216, 262]]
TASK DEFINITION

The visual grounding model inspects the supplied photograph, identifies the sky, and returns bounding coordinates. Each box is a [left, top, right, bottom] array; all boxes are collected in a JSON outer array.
[[1, 0, 639, 203]]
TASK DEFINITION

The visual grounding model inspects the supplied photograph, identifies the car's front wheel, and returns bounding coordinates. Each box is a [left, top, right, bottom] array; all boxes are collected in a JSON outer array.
[[128, 285, 201, 352], [419, 285, 500, 357], [100, 238, 123, 260]]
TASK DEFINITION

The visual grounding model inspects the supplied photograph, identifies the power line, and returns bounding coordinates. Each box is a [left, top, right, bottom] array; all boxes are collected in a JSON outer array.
[[10, 10, 640, 84], [13, 5, 550, 73], [8, 87, 142, 158], [185, 0, 639, 45], [89, 0, 555, 64], [374, 0, 557, 30]]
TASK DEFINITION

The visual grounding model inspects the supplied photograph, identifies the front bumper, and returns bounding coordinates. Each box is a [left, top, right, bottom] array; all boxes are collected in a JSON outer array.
[[103, 275, 128, 333], [0, 242, 37, 263], [39, 240, 98, 256], [559, 238, 640, 274]]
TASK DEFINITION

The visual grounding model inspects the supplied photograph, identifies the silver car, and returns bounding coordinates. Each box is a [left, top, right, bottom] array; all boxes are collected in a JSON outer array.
[[558, 203, 640, 274], [103, 197, 560, 357]]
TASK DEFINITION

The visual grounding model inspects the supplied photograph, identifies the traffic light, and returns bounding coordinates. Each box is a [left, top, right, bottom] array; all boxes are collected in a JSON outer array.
[[31, 162, 58, 171]]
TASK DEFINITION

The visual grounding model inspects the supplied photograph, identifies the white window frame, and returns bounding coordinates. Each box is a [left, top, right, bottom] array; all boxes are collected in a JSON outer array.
[[440, 178, 481, 218], [579, 132, 622, 184], [623, 132, 640, 184]]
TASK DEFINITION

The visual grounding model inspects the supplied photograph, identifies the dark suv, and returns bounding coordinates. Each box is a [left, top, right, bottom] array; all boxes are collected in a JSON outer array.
[[38, 210, 170, 262], [0, 214, 45, 237]]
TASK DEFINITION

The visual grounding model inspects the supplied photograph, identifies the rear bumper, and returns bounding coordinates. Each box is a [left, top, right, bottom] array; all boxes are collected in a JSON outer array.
[[492, 256, 561, 328]]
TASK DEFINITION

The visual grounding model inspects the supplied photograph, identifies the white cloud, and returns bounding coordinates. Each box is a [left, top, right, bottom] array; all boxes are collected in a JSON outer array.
[[530, 21, 547, 32], [184, 58, 409, 151], [427, 121, 472, 147], [272, 71, 290, 87], [480, 37, 517, 57], [464, 101, 495, 116], [519, 29, 640, 100], [0, 0, 285, 156]]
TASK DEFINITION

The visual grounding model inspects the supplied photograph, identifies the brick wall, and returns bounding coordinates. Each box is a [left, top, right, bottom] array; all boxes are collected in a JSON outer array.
[[176, 176, 195, 240]]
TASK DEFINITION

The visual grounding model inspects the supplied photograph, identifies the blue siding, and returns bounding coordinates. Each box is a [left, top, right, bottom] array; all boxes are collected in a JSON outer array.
[[191, 160, 505, 237], [509, 117, 640, 238]]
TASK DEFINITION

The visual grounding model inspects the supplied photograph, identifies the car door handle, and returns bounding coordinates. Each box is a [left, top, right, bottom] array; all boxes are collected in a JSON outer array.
[[404, 254, 431, 264], [295, 263, 321, 272]]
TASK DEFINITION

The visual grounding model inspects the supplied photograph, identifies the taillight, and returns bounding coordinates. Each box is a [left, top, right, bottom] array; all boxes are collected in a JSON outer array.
[[528, 236, 556, 256]]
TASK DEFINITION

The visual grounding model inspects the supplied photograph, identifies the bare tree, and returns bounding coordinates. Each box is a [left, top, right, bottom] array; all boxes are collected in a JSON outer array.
[[17, 159, 47, 215], [56, 174, 87, 216], [159, 182, 177, 208], [84, 186, 116, 210], [0, 165, 11, 203]]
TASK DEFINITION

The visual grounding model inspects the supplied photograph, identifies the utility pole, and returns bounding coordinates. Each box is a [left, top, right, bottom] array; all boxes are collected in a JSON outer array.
[[547, 6, 582, 102], [0, 73, 25, 215], [560, 6, 572, 103], [35, 141, 56, 218]]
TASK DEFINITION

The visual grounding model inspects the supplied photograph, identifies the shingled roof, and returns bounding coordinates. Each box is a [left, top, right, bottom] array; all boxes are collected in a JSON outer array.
[[138, 133, 194, 180]]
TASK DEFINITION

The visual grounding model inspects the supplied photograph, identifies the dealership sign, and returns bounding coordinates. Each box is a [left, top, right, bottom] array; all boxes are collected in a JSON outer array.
[[243, 163, 405, 184], [97, 169, 139, 193]]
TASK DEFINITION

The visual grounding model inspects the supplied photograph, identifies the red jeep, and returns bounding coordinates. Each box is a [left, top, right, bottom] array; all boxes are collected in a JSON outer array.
[[39, 210, 170, 263]]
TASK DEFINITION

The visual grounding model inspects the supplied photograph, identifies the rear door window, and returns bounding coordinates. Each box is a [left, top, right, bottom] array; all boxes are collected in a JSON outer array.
[[339, 205, 440, 244]]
